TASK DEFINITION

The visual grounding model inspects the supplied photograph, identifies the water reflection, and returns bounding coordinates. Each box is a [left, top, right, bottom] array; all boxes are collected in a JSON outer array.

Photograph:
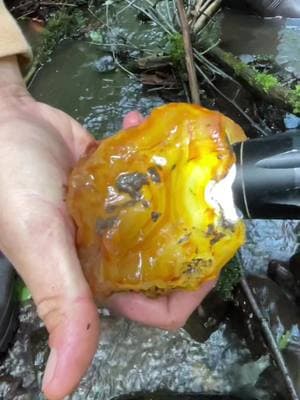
[[30, 40, 164, 139], [221, 10, 300, 78]]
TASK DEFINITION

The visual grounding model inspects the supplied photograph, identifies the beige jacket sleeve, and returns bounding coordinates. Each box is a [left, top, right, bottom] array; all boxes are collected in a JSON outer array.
[[0, 0, 32, 62]]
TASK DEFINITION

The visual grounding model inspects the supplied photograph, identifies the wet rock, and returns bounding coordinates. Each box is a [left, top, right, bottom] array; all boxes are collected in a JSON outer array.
[[0, 375, 24, 400], [29, 327, 49, 372], [284, 113, 300, 129], [229, 283, 268, 359], [289, 252, 300, 284], [267, 254, 300, 305], [0, 302, 46, 399], [288, 252, 300, 305], [240, 219, 298, 276], [94, 55, 116, 73], [267, 259, 298, 302], [0, 302, 271, 400], [184, 291, 230, 343], [245, 276, 299, 339]]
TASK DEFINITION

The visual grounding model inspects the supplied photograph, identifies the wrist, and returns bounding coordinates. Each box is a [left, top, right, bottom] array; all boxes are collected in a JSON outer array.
[[0, 56, 29, 102]]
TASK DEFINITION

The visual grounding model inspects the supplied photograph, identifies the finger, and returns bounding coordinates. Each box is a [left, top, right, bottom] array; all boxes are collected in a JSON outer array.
[[0, 202, 100, 400], [122, 111, 144, 129], [42, 295, 99, 400], [106, 279, 216, 330]]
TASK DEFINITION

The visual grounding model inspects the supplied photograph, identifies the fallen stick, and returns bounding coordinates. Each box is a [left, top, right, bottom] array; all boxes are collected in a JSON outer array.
[[176, 0, 201, 104], [240, 273, 299, 400], [192, 0, 222, 33], [203, 44, 299, 115]]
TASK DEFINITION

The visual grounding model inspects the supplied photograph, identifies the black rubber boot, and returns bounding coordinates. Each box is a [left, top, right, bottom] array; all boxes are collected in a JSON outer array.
[[0, 254, 18, 353], [245, 0, 300, 17]]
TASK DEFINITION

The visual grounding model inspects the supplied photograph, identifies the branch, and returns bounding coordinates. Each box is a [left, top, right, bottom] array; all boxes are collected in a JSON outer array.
[[40, 1, 78, 6], [192, 0, 222, 33], [176, 0, 201, 104], [202, 44, 299, 115], [240, 274, 299, 400], [194, 61, 268, 136]]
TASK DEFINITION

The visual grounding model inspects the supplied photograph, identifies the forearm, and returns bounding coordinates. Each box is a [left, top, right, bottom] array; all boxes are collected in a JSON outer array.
[[0, 55, 25, 90], [0, 55, 30, 118]]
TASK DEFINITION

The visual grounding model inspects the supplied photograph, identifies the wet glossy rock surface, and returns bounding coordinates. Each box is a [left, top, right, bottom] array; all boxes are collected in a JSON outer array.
[[67, 103, 246, 299]]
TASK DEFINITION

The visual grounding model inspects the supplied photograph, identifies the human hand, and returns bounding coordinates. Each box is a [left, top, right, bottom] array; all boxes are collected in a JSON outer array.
[[0, 56, 215, 399]]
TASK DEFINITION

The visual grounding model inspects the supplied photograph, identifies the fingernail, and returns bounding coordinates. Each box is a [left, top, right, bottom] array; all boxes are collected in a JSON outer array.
[[122, 111, 144, 129], [42, 348, 57, 389]]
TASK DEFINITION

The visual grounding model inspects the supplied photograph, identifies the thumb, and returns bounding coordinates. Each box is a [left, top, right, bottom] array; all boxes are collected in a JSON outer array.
[[1, 203, 100, 400], [41, 294, 99, 399]]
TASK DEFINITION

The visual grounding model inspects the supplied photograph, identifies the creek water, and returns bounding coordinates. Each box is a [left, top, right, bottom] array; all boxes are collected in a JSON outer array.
[[221, 10, 300, 79], [30, 40, 164, 139]]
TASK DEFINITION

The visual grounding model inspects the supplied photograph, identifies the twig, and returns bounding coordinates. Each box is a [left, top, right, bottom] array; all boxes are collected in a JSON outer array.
[[116, 0, 137, 17], [240, 273, 299, 400], [129, 1, 269, 129], [127, 1, 299, 115], [194, 0, 205, 15], [193, 49, 242, 86], [10, 0, 36, 11], [196, 39, 220, 56], [194, 63, 268, 136], [190, 0, 205, 27], [185, 0, 194, 18], [40, 1, 77, 6], [193, 0, 222, 33], [176, 0, 201, 104], [17, 10, 37, 19], [105, 1, 136, 79], [166, 0, 173, 27], [203, 44, 299, 114], [181, 77, 192, 103], [172, 0, 181, 27], [24, 60, 39, 85]]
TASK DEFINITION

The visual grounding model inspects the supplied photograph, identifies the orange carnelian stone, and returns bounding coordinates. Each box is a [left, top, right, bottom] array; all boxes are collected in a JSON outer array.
[[67, 103, 246, 300]]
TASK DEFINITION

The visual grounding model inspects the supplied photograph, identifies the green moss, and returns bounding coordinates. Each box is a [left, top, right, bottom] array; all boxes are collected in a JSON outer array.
[[36, 9, 87, 65], [165, 33, 185, 67], [216, 256, 242, 301], [221, 52, 281, 95], [254, 54, 275, 63], [291, 85, 300, 115], [254, 72, 279, 93], [26, 9, 88, 83], [278, 330, 291, 350], [233, 61, 248, 76], [221, 51, 248, 76]]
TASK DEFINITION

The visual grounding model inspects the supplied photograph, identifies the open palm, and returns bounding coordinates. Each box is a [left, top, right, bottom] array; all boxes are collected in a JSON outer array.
[[0, 93, 215, 400]]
